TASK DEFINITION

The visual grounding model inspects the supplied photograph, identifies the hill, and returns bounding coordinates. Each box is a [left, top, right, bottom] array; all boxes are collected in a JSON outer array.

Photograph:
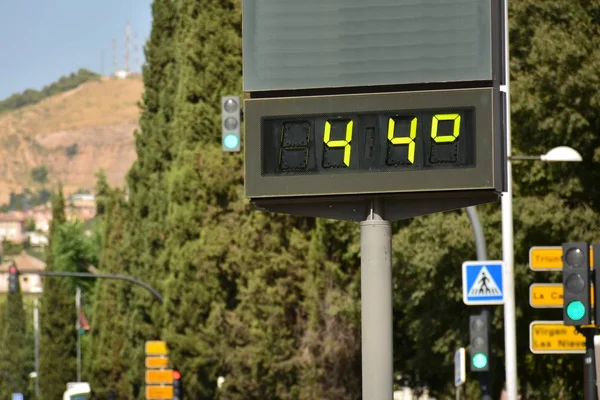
[[0, 75, 143, 203]]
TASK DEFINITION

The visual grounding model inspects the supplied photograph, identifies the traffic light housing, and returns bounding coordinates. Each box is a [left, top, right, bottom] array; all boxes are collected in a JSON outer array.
[[469, 311, 489, 372], [562, 242, 591, 325], [173, 370, 183, 400], [221, 95, 241, 152], [8, 264, 18, 294], [593, 244, 600, 325]]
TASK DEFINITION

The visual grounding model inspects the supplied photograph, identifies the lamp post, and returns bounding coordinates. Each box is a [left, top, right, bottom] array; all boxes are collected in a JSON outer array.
[[501, 145, 582, 399]]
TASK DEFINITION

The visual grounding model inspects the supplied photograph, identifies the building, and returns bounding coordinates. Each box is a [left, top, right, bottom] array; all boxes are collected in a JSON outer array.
[[0, 252, 45, 294], [0, 212, 25, 243]]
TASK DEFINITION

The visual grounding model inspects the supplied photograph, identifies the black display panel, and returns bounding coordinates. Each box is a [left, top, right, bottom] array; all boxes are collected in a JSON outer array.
[[244, 88, 504, 200], [261, 108, 475, 176]]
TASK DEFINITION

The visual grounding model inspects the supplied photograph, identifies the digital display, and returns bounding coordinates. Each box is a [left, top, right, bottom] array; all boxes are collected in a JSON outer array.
[[243, 0, 493, 91], [261, 109, 475, 176], [244, 88, 504, 201]]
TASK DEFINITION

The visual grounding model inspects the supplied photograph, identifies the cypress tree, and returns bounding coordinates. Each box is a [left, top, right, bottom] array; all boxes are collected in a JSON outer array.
[[86, 188, 132, 398], [0, 267, 29, 398], [118, 1, 179, 397], [38, 186, 77, 399]]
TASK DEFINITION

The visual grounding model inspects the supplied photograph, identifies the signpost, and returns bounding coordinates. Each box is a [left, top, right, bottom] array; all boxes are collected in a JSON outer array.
[[454, 348, 466, 387], [145, 340, 171, 400], [242, 1, 507, 398], [529, 243, 600, 400], [146, 386, 174, 400], [462, 261, 505, 305], [529, 246, 594, 271], [529, 321, 585, 354], [146, 370, 174, 385], [454, 348, 466, 400], [530, 284, 595, 308], [146, 356, 169, 369]]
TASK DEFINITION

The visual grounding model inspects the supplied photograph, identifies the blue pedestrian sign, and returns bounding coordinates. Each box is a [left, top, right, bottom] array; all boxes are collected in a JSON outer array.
[[12, 394, 24, 400], [462, 261, 505, 305]]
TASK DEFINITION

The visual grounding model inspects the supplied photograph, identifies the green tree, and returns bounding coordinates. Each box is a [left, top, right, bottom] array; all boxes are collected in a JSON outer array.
[[86, 188, 132, 398], [30, 166, 48, 184], [0, 265, 30, 398], [39, 185, 77, 399], [107, 1, 180, 397]]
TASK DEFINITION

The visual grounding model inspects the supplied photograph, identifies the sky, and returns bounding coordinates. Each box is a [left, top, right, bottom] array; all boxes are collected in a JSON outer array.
[[0, 0, 153, 100]]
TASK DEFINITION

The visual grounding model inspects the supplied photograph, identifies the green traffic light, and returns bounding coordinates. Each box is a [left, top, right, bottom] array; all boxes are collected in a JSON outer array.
[[223, 133, 240, 149], [472, 353, 488, 369], [566, 301, 586, 321]]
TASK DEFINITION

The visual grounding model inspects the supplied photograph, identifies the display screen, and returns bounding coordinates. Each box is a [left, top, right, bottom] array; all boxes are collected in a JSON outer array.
[[243, 0, 493, 91], [261, 108, 475, 176]]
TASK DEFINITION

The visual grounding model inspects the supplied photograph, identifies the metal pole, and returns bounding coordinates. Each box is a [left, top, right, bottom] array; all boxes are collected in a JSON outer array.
[[76, 286, 82, 382], [17, 270, 164, 304], [584, 328, 597, 400], [466, 207, 493, 400], [34, 298, 40, 399], [361, 199, 393, 400], [501, 0, 518, 398]]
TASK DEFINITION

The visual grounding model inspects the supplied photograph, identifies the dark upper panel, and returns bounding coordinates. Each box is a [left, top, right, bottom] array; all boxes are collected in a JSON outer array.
[[243, 0, 493, 92]]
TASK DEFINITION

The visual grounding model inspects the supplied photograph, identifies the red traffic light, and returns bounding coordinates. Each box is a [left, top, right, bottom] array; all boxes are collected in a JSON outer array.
[[173, 370, 181, 380], [8, 265, 17, 274]]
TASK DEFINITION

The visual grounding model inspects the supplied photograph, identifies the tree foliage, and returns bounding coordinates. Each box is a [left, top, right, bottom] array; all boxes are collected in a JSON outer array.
[[0, 270, 30, 398], [0, 69, 100, 114], [84, 0, 600, 398]]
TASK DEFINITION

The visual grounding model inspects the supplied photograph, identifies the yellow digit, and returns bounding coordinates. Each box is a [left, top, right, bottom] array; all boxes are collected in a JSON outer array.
[[431, 114, 461, 143], [387, 117, 417, 164], [324, 120, 353, 167]]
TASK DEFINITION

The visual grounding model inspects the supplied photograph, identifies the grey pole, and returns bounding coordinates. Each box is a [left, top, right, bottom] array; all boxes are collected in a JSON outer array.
[[76, 286, 82, 382], [34, 298, 40, 399], [361, 199, 393, 399], [466, 206, 493, 400], [583, 328, 598, 400]]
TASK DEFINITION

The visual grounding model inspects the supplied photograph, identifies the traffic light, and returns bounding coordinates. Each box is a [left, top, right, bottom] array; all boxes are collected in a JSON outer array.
[[469, 311, 489, 372], [562, 242, 591, 325], [8, 264, 18, 294], [172, 369, 183, 400], [221, 95, 241, 152]]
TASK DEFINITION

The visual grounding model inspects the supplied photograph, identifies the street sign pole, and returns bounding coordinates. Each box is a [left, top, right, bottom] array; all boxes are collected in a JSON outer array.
[[466, 206, 493, 400], [582, 328, 598, 400], [361, 200, 393, 400]]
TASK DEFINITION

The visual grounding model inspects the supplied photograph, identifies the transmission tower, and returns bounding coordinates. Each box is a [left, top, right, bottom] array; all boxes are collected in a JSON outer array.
[[124, 20, 131, 72]]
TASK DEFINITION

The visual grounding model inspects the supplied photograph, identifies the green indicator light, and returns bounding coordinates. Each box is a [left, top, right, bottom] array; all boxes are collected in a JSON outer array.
[[472, 353, 488, 369], [224, 134, 240, 149], [567, 301, 586, 321]]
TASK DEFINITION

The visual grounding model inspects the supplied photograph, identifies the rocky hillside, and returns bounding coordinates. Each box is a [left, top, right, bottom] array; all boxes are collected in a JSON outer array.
[[0, 76, 143, 203]]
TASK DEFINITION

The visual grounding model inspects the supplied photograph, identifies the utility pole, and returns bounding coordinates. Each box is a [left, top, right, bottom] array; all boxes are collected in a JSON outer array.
[[76, 286, 82, 382], [34, 298, 40, 398]]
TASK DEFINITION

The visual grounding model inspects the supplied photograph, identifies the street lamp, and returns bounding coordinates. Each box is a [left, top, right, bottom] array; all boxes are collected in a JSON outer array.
[[501, 145, 582, 399], [509, 146, 583, 162]]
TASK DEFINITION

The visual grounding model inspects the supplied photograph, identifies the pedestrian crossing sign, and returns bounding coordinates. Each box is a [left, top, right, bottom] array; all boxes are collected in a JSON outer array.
[[462, 261, 505, 305]]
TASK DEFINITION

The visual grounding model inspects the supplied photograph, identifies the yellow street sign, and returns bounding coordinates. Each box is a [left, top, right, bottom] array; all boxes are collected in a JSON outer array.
[[530, 284, 595, 308], [529, 284, 563, 308], [146, 356, 169, 369], [529, 246, 594, 271], [145, 369, 174, 385], [529, 321, 585, 354], [146, 385, 174, 399], [145, 340, 168, 356]]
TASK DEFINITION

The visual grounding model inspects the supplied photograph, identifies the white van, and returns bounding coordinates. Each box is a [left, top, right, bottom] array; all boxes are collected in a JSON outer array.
[[63, 382, 91, 400]]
